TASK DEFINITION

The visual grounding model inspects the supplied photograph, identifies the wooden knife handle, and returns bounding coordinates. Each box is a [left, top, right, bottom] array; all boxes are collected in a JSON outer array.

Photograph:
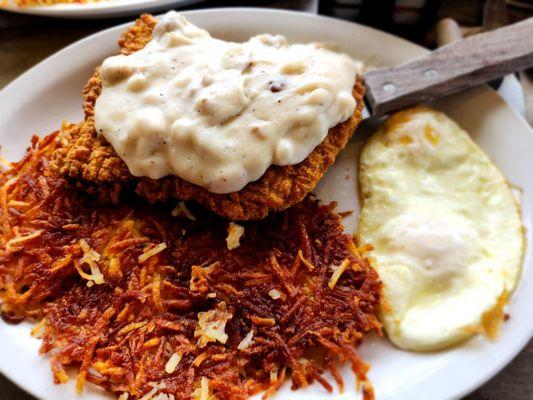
[[363, 17, 533, 116]]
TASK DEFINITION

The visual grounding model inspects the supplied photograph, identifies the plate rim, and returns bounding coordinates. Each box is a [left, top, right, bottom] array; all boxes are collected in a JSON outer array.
[[0, 0, 201, 18], [0, 7, 532, 400]]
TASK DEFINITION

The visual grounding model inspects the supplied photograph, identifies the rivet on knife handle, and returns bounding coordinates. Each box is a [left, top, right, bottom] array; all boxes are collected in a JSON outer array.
[[363, 17, 533, 116]]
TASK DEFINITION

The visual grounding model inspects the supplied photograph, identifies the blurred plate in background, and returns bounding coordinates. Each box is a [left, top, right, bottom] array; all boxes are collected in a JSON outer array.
[[0, 0, 201, 19]]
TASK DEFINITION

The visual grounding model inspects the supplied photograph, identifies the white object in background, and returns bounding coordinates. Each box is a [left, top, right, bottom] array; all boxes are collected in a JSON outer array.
[[499, 74, 526, 118], [306, 0, 318, 13]]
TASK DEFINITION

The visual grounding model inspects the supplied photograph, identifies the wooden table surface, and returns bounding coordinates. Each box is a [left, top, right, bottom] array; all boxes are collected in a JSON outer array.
[[1, 2, 532, 400]]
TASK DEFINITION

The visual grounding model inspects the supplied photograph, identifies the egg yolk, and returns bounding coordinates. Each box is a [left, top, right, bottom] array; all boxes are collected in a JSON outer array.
[[382, 208, 477, 281]]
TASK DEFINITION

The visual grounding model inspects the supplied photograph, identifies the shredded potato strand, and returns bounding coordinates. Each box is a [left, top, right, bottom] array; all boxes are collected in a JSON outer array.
[[139, 242, 167, 263], [328, 259, 351, 289]]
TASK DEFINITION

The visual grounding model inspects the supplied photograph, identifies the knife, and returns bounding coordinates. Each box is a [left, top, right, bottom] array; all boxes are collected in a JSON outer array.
[[363, 17, 533, 116]]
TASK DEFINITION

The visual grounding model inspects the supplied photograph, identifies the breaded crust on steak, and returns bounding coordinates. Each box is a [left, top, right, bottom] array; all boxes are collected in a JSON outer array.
[[51, 14, 365, 221]]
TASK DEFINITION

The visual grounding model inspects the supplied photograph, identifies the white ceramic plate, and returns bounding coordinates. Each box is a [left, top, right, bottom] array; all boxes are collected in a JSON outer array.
[[0, 0, 200, 19], [0, 8, 532, 400]]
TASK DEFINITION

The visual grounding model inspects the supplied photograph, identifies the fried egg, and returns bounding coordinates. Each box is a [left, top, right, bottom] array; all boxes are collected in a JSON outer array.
[[358, 106, 525, 351]]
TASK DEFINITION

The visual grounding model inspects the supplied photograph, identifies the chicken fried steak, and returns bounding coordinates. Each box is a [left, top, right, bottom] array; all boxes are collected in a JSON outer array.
[[50, 15, 365, 221]]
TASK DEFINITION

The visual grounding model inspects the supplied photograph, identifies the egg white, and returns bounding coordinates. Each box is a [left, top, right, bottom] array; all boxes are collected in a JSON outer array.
[[358, 106, 525, 351]]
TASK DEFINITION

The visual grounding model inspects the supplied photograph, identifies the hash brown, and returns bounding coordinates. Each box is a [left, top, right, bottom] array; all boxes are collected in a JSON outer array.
[[0, 132, 381, 399]]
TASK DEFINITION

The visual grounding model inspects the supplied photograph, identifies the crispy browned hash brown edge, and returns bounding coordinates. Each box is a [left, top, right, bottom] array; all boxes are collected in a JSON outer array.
[[51, 14, 366, 221], [0, 134, 381, 400]]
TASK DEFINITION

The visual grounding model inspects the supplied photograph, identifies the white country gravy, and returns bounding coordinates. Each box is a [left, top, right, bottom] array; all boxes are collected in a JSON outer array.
[[94, 11, 361, 193]]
